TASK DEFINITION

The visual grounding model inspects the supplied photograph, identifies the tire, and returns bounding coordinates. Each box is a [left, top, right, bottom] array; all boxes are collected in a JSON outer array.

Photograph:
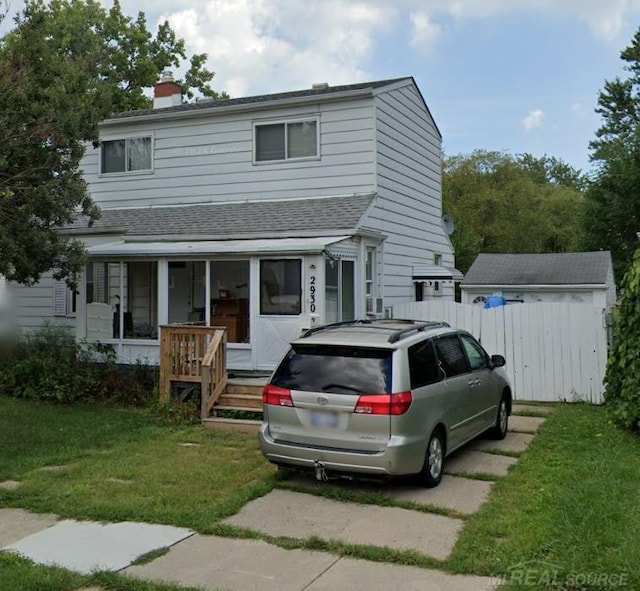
[[418, 429, 445, 488], [489, 395, 509, 440]]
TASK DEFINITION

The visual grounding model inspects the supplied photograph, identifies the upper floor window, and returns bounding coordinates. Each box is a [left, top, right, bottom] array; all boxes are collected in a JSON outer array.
[[101, 136, 152, 173], [254, 119, 318, 162]]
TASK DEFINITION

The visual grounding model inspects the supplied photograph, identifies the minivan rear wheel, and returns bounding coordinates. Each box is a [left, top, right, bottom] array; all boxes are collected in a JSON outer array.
[[489, 395, 509, 440], [418, 429, 445, 488]]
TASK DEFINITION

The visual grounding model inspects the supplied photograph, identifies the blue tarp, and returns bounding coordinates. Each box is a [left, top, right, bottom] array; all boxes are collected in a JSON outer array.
[[483, 295, 508, 309]]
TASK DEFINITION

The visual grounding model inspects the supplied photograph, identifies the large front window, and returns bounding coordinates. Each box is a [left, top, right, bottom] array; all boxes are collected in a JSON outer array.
[[255, 120, 318, 161], [101, 137, 152, 173], [86, 261, 158, 340], [167, 260, 250, 343]]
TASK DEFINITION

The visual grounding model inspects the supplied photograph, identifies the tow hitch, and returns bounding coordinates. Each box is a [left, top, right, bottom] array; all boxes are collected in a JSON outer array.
[[314, 459, 328, 481]]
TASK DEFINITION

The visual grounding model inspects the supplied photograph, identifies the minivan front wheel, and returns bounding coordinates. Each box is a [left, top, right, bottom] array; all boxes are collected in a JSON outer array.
[[418, 429, 445, 488]]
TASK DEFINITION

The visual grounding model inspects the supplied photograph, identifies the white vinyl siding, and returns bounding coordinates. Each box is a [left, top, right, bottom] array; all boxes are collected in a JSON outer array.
[[363, 83, 455, 306], [81, 101, 376, 208]]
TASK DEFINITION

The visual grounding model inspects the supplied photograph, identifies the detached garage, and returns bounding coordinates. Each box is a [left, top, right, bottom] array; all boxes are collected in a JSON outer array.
[[460, 252, 616, 310]]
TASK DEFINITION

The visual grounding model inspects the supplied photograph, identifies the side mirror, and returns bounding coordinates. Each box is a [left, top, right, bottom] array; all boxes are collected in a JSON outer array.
[[491, 354, 506, 368]]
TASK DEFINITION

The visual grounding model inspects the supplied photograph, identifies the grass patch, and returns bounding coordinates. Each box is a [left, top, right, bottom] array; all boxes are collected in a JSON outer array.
[[0, 552, 214, 591], [449, 404, 640, 588], [130, 546, 171, 566], [0, 396, 278, 531]]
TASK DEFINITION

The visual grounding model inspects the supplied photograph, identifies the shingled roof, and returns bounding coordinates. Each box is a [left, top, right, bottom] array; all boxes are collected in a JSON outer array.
[[66, 194, 375, 239], [109, 78, 412, 120], [461, 252, 613, 286]]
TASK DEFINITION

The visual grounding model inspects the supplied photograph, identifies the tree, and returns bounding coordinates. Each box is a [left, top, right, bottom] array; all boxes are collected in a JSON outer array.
[[0, 0, 226, 286], [583, 27, 640, 280], [604, 247, 640, 433], [442, 150, 586, 273]]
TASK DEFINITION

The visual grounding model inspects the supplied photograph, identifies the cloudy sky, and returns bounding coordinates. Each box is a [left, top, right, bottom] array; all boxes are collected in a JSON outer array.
[[11, 0, 640, 174]]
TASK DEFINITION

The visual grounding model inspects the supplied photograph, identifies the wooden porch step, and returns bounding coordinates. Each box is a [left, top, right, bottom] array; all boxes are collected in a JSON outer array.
[[225, 383, 266, 397], [217, 393, 263, 409], [213, 405, 262, 414], [202, 417, 262, 434]]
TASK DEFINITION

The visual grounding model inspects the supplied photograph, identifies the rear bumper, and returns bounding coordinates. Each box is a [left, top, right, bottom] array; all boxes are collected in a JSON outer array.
[[258, 424, 425, 477]]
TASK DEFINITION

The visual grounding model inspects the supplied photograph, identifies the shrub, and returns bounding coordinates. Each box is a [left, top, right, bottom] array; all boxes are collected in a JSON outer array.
[[604, 248, 640, 432], [0, 325, 156, 405]]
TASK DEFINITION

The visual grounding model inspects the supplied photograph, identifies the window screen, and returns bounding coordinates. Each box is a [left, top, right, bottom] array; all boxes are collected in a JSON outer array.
[[260, 259, 301, 315], [434, 335, 468, 377], [255, 124, 285, 161]]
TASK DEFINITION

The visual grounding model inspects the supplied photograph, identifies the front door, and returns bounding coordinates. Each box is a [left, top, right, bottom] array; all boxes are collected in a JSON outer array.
[[254, 257, 305, 371]]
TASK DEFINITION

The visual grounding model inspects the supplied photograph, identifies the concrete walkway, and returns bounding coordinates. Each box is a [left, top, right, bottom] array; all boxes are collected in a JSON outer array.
[[1, 402, 551, 591]]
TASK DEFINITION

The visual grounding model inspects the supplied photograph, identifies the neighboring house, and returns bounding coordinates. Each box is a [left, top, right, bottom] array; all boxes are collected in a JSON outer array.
[[460, 252, 616, 309], [10, 75, 456, 371]]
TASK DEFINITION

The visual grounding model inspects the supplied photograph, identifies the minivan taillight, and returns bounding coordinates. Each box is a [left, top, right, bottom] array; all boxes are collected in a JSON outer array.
[[354, 391, 412, 415], [263, 384, 294, 407]]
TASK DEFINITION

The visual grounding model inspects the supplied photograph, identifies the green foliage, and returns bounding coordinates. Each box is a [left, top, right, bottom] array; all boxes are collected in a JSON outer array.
[[443, 150, 586, 273], [0, 325, 156, 404], [604, 248, 640, 432], [583, 27, 640, 279], [0, 0, 226, 286]]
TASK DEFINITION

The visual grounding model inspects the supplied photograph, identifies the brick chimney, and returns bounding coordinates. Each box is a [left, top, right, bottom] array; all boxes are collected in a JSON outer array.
[[153, 71, 182, 109]]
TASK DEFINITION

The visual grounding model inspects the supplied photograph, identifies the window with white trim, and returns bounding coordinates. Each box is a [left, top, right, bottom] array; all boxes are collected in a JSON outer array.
[[255, 119, 318, 161], [260, 259, 301, 315], [101, 136, 152, 173], [365, 248, 376, 297]]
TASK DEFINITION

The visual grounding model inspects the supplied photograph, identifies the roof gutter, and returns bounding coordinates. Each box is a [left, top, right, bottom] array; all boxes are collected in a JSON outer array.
[[461, 284, 607, 290]]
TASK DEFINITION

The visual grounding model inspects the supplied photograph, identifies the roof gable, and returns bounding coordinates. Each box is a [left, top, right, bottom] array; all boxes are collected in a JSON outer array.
[[461, 252, 613, 286]]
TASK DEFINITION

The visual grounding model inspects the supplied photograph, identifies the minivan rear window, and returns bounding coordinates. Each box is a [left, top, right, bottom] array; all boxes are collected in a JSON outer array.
[[271, 345, 392, 395]]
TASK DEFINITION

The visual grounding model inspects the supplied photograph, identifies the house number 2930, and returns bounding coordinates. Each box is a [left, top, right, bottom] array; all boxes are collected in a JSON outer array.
[[309, 275, 316, 312]]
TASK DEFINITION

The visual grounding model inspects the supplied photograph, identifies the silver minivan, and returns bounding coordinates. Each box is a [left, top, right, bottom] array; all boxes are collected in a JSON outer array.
[[258, 319, 512, 487]]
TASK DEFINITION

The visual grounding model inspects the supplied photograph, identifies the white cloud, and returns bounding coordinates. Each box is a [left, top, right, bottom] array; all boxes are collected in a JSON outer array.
[[403, 0, 640, 41], [410, 11, 441, 50], [522, 109, 545, 131], [159, 0, 395, 96]]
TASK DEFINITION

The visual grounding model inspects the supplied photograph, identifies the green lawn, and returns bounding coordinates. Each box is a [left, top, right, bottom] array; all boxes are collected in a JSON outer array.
[[1, 396, 639, 590]]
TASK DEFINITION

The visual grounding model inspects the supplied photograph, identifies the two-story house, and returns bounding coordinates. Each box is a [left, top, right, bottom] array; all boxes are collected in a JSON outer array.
[[10, 75, 458, 371]]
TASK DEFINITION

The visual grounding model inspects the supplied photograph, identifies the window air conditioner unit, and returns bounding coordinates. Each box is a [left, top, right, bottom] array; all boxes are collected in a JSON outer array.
[[366, 296, 384, 315]]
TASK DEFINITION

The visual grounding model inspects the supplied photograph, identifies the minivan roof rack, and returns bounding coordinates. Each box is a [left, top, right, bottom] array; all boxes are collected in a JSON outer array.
[[300, 319, 373, 338], [386, 321, 450, 343], [300, 318, 449, 341]]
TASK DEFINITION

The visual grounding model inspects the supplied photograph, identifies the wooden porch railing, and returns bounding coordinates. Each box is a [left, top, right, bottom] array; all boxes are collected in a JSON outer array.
[[200, 328, 228, 419], [159, 325, 228, 418]]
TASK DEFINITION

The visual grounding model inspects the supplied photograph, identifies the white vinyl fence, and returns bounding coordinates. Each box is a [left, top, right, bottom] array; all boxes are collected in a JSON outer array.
[[393, 301, 608, 403]]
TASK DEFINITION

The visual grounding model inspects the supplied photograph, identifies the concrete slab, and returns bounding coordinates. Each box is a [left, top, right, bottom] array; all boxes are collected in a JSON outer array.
[[445, 450, 517, 478], [472, 432, 534, 454], [0, 508, 58, 548], [0, 479, 21, 490], [388, 476, 494, 516], [307, 557, 498, 591], [4, 519, 194, 574], [223, 489, 463, 560], [512, 404, 554, 415], [284, 474, 493, 516], [509, 416, 546, 433], [125, 533, 339, 591]]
